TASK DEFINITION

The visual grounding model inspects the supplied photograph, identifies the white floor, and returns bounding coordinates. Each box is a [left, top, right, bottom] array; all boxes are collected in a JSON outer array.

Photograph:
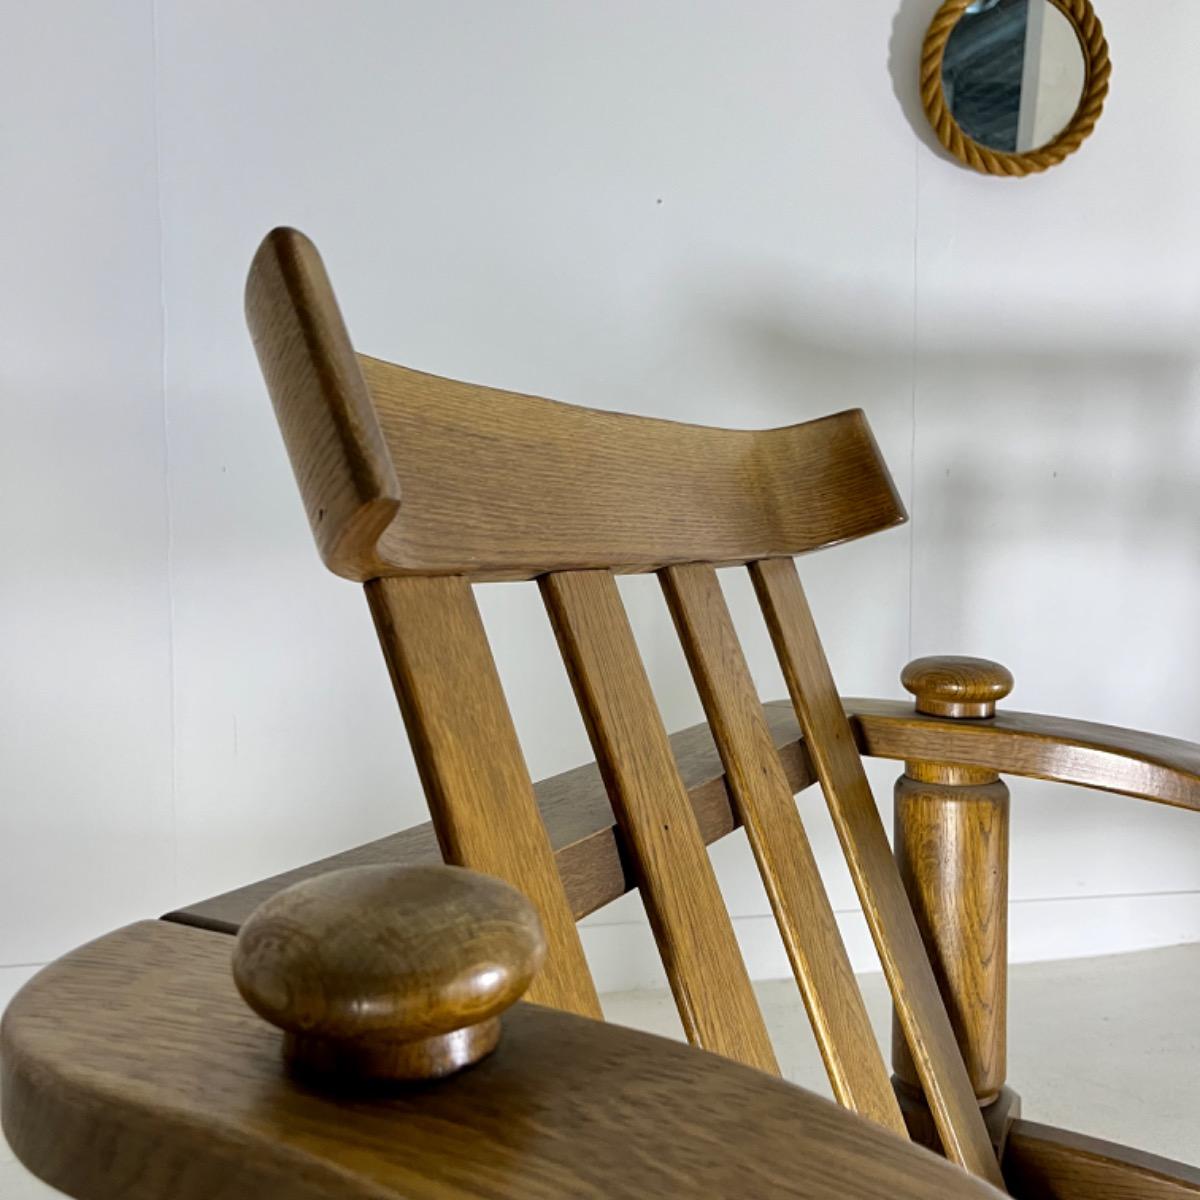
[[4, 944, 1199, 1196], [604, 943, 1200, 1166]]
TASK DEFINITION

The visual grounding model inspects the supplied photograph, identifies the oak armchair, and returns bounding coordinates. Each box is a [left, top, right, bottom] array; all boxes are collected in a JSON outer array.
[[5, 227, 1200, 1199]]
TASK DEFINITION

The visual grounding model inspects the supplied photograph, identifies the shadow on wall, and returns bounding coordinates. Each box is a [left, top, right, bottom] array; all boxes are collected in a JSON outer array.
[[888, 0, 961, 164], [701, 292, 1200, 733]]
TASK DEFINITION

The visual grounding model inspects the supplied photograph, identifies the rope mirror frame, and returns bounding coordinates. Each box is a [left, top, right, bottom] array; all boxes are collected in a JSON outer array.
[[920, 0, 1111, 177]]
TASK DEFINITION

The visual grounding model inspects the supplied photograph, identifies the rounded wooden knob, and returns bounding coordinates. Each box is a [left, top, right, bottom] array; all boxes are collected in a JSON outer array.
[[901, 656, 1013, 719], [233, 864, 546, 1083]]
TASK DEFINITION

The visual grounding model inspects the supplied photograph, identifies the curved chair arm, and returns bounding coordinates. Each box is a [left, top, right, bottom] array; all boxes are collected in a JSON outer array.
[[1002, 1118, 1200, 1199], [845, 698, 1200, 812], [2, 920, 1004, 1200]]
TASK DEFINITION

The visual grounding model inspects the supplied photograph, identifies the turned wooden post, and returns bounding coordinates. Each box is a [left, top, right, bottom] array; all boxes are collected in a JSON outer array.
[[233, 863, 546, 1083], [891, 656, 1019, 1153]]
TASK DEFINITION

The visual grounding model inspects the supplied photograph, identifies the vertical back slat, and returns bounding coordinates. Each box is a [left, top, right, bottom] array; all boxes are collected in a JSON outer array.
[[541, 569, 779, 1074], [660, 563, 906, 1134], [749, 558, 1004, 1187], [366, 574, 601, 1019]]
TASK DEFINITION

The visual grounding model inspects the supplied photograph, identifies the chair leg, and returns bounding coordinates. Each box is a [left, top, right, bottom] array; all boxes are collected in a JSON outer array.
[[888, 657, 1020, 1161], [890, 761, 1015, 1148]]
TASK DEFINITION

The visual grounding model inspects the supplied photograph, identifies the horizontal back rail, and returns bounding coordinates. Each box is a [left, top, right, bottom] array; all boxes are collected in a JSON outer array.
[[358, 356, 906, 580], [246, 230, 906, 582], [166, 697, 1200, 938], [165, 702, 817, 934]]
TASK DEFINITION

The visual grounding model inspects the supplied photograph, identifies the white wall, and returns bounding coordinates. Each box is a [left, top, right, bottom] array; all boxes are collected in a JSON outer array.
[[4, 1, 1200, 1006], [0, 1, 173, 1012]]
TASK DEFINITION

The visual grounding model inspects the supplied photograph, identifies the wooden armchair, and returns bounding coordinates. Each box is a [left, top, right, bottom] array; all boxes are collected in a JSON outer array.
[[5, 227, 1200, 1198]]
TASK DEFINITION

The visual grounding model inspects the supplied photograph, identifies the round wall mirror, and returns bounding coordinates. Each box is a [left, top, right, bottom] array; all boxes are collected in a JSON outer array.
[[920, 0, 1110, 176]]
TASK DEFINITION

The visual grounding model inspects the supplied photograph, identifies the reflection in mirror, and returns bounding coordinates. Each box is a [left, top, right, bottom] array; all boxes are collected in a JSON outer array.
[[942, 0, 1086, 153]]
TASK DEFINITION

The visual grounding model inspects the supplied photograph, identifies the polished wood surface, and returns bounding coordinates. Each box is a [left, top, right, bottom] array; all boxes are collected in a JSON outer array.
[[892, 658, 1013, 1117], [167, 697, 1200, 937], [248, 228, 906, 582], [11, 226, 1200, 1200], [542, 568, 778, 1073], [750, 557, 1004, 1186], [661, 561, 903, 1130], [233, 865, 544, 1081], [245, 224, 401, 580], [893, 776, 1010, 1104], [850, 700, 1200, 812], [902, 657, 1015, 719], [894, 1086, 1022, 1165], [2, 922, 1008, 1200], [1003, 1120, 1200, 1199], [366, 574, 600, 1018], [360, 352, 907, 579], [165, 703, 819, 934]]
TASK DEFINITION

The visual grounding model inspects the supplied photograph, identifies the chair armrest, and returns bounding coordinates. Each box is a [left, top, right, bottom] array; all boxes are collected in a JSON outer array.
[[2, 921, 1004, 1200], [845, 698, 1200, 812], [1002, 1118, 1200, 1198]]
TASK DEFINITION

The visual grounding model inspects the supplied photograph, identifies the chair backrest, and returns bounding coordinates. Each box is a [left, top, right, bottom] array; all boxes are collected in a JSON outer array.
[[245, 227, 1005, 1187]]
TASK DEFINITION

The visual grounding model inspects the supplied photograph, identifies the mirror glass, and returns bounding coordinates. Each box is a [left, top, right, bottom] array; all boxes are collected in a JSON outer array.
[[942, 0, 1086, 153]]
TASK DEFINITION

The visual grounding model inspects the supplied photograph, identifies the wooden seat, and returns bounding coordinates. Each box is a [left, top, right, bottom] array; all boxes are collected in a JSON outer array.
[[7, 226, 1200, 1200]]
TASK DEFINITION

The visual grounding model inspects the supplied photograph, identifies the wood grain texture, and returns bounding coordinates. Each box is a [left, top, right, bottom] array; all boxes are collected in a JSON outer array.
[[2, 922, 1007, 1200], [1003, 1119, 1200, 1199], [542, 569, 778, 1073], [366, 574, 600, 1019], [355, 353, 906, 580], [164, 702, 820, 934], [892, 656, 1013, 1127], [245, 227, 401, 579], [902, 657, 1015, 719], [245, 227, 905, 582], [892, 776, 1010, 1103], [167, 698, 1200, 937], [233, 865, 544, 1081], [661, 562, 903, 1130], [750, 558, 1004, 1187], [898, 1087, 1022, 1163], [849, 700, 1200, 812]]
